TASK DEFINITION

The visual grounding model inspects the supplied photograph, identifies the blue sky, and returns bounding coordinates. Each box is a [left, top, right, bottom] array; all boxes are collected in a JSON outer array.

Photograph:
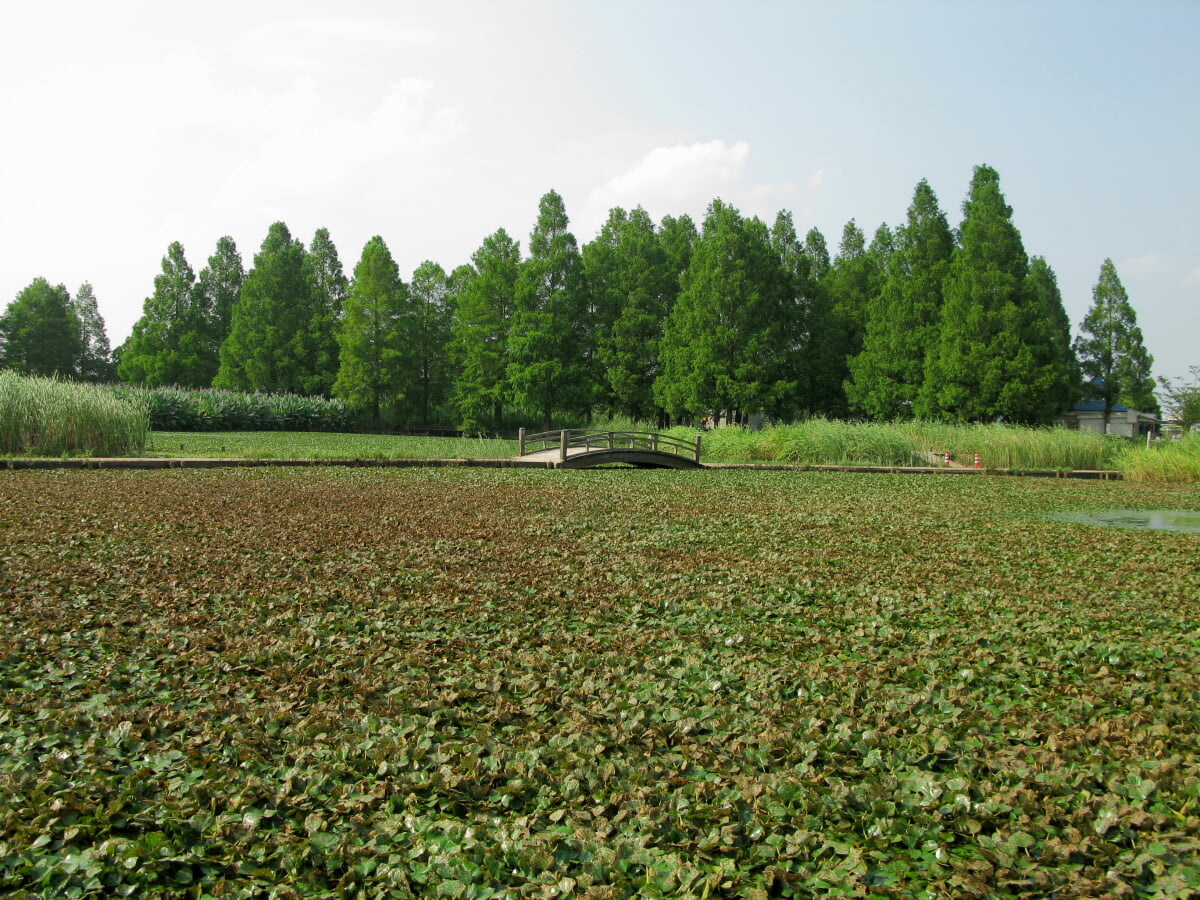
[[1, 0, 1195, 384]]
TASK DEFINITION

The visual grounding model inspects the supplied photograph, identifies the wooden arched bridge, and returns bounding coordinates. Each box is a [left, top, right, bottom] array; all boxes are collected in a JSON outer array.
[[517, 429, 704, 469]]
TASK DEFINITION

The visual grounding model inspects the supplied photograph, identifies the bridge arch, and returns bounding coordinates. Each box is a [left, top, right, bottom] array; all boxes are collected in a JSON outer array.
[[516, 429, 704, 469]]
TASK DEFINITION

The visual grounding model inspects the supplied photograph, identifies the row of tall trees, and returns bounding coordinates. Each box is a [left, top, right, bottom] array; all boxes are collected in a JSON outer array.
[[1, 164, 1161, 429]]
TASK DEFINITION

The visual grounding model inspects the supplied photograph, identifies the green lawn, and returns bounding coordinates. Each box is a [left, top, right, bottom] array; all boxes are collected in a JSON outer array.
[[2, 468, 1198, 897]]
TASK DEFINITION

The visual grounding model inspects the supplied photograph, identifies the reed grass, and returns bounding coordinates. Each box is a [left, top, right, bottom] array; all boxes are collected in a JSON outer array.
[[0, 371, 149, 456], [675, 418, 1120, 471], [1117, 434, 1200, 483]]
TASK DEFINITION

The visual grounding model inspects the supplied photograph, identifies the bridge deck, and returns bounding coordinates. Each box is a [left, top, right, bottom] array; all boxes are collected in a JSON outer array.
[[516, 429, 704, 469]]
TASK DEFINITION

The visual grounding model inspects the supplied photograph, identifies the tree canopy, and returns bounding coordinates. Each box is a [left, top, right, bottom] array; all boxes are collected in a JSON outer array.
[[333, 236, 408, 424], [506, 190, 587, 428], [847, 180, 953, 419], [0, 278, 82, 377], [215, 222, 316, 393], [117, 242, 211, 387], [655, 199, 797, 422], [917, 164, 1076, 424], [1075, 258, 1158, 420]]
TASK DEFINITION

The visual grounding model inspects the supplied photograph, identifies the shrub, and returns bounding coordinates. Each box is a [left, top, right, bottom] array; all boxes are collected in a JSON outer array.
[[109, 386, 354, 432]]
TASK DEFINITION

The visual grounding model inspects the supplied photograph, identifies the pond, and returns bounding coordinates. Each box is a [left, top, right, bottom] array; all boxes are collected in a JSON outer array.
[[1050, 509, 1200, 534]]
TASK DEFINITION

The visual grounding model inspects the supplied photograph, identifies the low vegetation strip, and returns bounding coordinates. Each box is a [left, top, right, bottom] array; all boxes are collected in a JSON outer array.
[[2, 468, 1198, 897]]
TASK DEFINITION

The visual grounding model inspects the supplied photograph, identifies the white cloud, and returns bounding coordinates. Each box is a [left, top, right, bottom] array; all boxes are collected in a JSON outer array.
[[1183, 266, 1200, 287], [809, 169, 826, 190], [237, 17, 437, 57], [583, 140, 795, 227], [1118, 251, 1174, 279], [211, 77, 466, 216]]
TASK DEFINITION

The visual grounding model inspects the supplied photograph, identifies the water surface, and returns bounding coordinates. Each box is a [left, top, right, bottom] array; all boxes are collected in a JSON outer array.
[[1050, 509, 1200, 534]]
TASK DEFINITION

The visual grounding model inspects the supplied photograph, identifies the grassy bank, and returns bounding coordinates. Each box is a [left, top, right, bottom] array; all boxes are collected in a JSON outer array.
[[0, 372, 148, 456], [2, 468, 1198, 896]]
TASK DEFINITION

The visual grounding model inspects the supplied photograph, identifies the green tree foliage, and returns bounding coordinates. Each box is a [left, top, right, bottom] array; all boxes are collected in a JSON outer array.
[[0, 278, 82, 377], [820, 220, 891, 417], [333, 236, 408, 424], [918, 164, 1069, 424], [847, 180, 954, 419], [302, 228, 348, 396], [804, 228, 831, 281], [583, 207, 678, 423], [1025, 256, 1080, 414], [655, 199, 796, 422], [116, 243, 214, 387], [1158, 366, 1200, 430], [196, 236, 245, 374], [70, 282, 115, 383], [658, 213, 698, 294], [409, 260, 453, 426], [215, 222, 314, 393], [770, 211, 833, 417], [449, 229, 520, 431], [1075, 258, 1158, 420], [580, 207, 630, 416], [507, 190, 587, 428]]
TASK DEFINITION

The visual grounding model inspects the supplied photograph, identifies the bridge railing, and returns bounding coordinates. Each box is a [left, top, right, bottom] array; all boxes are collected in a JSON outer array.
[[518, 428, 702, 463]]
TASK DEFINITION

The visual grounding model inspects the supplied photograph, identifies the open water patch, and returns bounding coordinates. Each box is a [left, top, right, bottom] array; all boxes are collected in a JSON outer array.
[[1049, 509, 1200, 534]]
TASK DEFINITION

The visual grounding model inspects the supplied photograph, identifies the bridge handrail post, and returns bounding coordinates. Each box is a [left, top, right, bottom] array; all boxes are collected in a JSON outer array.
[[518, 427, 526, 457], [559, 430, 567, 463], [694, 434, 702, 462]]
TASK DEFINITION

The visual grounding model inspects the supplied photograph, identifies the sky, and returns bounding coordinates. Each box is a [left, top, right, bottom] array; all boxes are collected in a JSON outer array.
[[1, 0, 1197, 385]]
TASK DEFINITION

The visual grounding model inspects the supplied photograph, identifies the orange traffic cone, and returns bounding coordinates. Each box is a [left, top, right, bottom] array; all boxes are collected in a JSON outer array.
[[974, 451, 980, 467]]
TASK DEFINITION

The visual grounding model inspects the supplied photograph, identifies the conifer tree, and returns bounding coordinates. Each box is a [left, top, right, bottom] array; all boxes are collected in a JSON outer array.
[[71, 282, 114, 382], [333, 236, 408, 424], [584, 206, 677, 422], [580, 207, 630, 416], [658, 214, 697, 293], [654, 199, 795, 422], [821, 220, 889, 416], [117, 242, 211, 387], [215, 222, 312, 393], [449, 229, 520, 431], [1075, 258, 1158, 422], [196, 236, 244, 378], [804, 228, 831, 281], [302, 228, 348, 395], [918, 164, 1068, 424], [848, 180, 954, 419], [1025, 256, 1080, 415], [507, 189, 587, 428], [770, 210, 830, 416], [409, 260, 453, 426]]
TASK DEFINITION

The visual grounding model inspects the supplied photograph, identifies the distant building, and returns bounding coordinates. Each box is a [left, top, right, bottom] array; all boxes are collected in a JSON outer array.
[[1060, 399, 1158, 437]]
